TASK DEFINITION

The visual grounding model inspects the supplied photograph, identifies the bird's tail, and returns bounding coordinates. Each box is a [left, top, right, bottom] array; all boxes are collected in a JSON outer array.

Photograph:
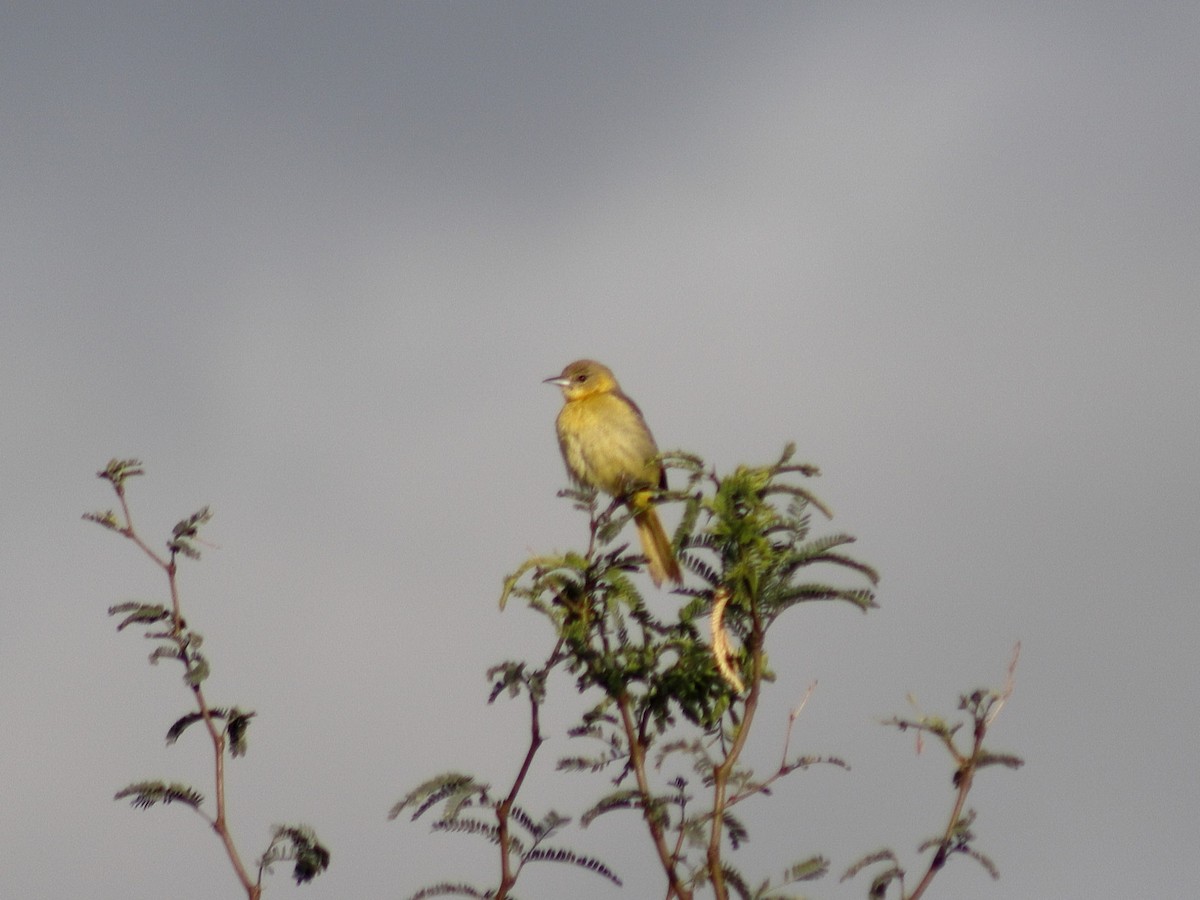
[[633, 502, 682, 588]]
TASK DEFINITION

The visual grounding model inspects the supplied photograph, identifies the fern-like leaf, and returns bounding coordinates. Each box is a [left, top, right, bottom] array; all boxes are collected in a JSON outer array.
[[840, 848, 900, 882], [184, 653, 210, 686], [226, 707, 255, 757], [486, 660, 527, 702], [97, 458, 145, 486], [723, 811, 749, 850], [771, 584, 877, 615], [108, 603, 171, 631], [148, 643, 185, 666], [779, 532, 859, 571], [557, 754, 618, 774], [680, 552, 721, 587], [579, 789, 642, 827], [720, 863, 753, 900], [869, 866, 904, 898], [964, 846, 1000, 879], [523, 846, 623, 886], [389, 773, 490, 822], [761, 483, 833, 519], [168, 506, 213, 559], [432, 817, 505, 848], [84, 510, 122, 531], [114, 780, 204, 811], [782, 854, 829, 882], [260, 823, 330, 884], [406, 883, 489, 899], [779, 754, 850, 778], [165, 711, 207, 745], [976, 750, 1025, 771], [506, 804, 541, 838]]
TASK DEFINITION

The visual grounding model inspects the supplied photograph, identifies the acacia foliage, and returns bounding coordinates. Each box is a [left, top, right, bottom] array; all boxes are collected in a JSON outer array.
[[401, 446, 894, 899]]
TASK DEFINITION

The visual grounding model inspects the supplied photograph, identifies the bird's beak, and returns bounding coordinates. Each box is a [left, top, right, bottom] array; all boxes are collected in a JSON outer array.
[[543, 375, 569, 387]]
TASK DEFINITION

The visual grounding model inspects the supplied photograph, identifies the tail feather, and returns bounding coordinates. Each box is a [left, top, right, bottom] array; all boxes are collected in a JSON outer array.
[[634, 507, 682, 588]]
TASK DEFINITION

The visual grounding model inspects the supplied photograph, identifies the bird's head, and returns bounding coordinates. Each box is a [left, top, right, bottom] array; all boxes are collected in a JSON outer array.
[[544, 359, 619, 400]]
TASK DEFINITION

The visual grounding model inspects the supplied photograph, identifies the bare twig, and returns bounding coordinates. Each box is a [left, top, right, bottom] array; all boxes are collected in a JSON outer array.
[[725, 681, 819, 807], [985, 641, 1020, 727]]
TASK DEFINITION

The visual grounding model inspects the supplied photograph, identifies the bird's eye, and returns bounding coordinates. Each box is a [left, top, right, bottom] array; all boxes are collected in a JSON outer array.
[[575, 373, 587, 383]]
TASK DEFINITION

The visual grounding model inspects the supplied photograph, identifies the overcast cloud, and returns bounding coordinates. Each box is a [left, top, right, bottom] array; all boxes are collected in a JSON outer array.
[[2, 3, 1197, 898]]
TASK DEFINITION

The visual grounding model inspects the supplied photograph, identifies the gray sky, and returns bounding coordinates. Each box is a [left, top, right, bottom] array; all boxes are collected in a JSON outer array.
[[3, 2, 1197, 898]]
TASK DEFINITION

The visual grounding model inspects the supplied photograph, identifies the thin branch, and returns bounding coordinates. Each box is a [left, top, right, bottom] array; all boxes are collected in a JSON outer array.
[[113, 482, 171, 571], [985, 641, 1020, 727], [494, 641, 564, 900], [905, 734, 979, 900], [616, 692, 691, 900], [905, 651, 1021, 900], [101, 476, 262, 900], [725, 681, 818, 807], [706, 594, 766, 900]]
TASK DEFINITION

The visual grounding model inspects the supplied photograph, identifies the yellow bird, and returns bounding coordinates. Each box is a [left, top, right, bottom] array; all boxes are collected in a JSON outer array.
[[545, 359, 683, 587]]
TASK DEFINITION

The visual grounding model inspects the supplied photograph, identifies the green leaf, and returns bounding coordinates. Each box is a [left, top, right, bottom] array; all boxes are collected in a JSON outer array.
[[108, 603, 171, 631], [168, 506, 213, 559], [184, 654, 209, 686], [148, 644, 185, 666], [260, 823, 330, 885], [782, 854, 829, 882], [389, 773, 490, 822], [83, 510, 122, 531], [97, 458, 145, 486], [226, 707, 255, 757]]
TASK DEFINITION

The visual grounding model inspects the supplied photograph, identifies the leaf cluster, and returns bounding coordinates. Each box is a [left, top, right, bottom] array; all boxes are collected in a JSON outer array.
[[258, 824, 331, 885], [390, 773, 620, 898], [107, 601, 213, 688], [408, 446, 883, 899], [842, 651, 1025, 899], [115, 780, 204, 811], [90, 461, 328, 896]]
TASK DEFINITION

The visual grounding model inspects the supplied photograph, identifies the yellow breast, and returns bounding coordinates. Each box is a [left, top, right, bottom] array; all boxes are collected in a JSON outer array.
[[556, 393, 661, 497]]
